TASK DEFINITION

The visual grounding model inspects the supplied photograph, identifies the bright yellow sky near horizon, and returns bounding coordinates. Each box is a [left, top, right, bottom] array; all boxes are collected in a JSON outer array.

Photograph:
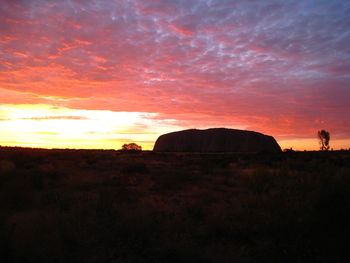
[[0, 104, 181, 150], [0, 104, 349, 151]]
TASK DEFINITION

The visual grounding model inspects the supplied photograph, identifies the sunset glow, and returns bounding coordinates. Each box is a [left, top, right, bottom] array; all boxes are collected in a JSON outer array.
[[1, 0, 349, 150], [0, 104, 181, 150]]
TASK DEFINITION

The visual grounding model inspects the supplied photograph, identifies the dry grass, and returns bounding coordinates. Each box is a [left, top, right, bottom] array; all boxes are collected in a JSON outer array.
[[0, 147, 350, 262]]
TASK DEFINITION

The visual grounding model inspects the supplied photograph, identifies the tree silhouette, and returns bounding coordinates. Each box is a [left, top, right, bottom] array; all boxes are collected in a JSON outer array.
[[318, 130, 330, 151], [121, 143, 142, 151]]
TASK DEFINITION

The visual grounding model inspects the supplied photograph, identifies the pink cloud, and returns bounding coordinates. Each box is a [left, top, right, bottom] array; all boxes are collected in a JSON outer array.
[[169, 25, 193, 37], [21, 116, 90, 121], [0, 0, 349, 146]]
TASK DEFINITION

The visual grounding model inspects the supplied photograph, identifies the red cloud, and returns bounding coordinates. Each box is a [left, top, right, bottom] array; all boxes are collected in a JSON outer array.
[[0, 0, 349, 147], [169, 25, 193, 37]]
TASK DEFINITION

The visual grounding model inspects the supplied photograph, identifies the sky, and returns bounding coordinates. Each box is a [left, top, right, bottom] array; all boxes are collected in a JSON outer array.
[[1, 0, 350, 150]]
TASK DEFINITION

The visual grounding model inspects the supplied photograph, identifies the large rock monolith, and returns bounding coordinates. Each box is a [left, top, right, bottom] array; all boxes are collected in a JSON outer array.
[[153, 128, 281, 153]]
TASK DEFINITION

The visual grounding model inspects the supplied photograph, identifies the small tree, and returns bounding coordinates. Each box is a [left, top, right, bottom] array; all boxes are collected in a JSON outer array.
[[121, 143, 142, 151], [318, 130, 330, 151]]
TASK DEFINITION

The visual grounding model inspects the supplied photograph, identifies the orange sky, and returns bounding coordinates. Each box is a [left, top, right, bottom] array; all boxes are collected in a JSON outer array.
[[1, 0, 349, 151]]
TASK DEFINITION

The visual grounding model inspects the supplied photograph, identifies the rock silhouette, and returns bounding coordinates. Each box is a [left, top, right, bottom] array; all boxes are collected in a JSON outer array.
[[153, 128, 281, 152]]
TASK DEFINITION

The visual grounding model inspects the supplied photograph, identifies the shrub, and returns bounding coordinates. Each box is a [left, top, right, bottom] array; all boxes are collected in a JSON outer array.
[[121, 143, 142, 152]]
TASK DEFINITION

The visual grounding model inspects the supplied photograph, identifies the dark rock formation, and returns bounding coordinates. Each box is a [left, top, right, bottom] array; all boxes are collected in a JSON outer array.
[[153, 128, 281, 153]]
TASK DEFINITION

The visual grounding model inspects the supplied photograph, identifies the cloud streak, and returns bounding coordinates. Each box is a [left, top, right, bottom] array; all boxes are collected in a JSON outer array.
[[0, 0, 349, 148], [21, 116, 90, 121]]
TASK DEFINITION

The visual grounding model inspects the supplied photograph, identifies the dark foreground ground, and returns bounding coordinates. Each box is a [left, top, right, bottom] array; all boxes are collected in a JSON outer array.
[[0, 147, 350, 263]]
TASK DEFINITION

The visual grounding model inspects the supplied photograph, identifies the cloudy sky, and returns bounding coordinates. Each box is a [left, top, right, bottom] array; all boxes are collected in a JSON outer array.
[[1, 0, 349, 150]]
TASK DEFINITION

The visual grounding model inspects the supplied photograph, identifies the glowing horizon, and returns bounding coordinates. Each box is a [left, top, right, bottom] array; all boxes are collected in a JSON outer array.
[[1, 0, 349, 151], [0, 104, 184, 150], [0, 103, 348, 151]]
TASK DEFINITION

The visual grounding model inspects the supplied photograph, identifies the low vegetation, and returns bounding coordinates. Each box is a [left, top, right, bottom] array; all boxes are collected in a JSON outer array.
[[121, 143, 142, 152], [0, 147, 349, 262]]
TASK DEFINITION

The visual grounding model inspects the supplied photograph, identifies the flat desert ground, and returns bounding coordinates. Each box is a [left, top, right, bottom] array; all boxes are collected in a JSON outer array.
[[1, 148, 349, 262]]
